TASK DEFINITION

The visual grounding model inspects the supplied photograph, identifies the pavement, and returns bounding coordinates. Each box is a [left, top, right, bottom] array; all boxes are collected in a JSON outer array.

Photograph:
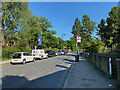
[[0, 60, 10, 65], [63, 54, 117, 88]]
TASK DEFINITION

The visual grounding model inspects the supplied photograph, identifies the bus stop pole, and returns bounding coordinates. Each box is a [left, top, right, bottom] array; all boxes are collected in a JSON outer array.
[[75, 36, 79, 62]]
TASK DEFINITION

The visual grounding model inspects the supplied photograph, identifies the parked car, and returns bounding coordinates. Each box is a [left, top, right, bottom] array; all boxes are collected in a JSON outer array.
[[10, 52, 35, 64], [58, 51, 63, 55], [32, 49, 48, 60], [62, 50, 68, 54], [46, 50, 55, 57], [55, 51, 61, 56]]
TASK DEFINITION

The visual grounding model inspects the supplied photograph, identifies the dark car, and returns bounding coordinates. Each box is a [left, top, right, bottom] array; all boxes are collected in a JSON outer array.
[[46, 50, 55, 57]]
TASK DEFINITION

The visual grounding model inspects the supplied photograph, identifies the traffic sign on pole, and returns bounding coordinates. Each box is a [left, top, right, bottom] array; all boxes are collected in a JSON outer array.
[[77, 36, 81, 42]]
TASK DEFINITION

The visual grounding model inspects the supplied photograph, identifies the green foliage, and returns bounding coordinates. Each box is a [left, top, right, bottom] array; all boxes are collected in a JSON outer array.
[[98, 6, 120, 50], [110, 50, 120, 53], [1, 2, 64, 50], [2, 46, 21, 59], [2, 46, 32, 59], [71, 14, 97, 52], [44, 48, 60, 51], [20, 47, 32, 53], [86, 40, 105, 53]]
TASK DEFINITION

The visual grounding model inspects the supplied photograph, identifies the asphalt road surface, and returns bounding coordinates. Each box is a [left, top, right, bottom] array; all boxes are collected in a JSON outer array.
[[1, 54, 75, 88]]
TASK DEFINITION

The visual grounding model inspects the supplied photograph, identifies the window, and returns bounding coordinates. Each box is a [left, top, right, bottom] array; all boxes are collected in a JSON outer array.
[[13, 53, 21, 59], [28, 53, 32, 56], [23, 53, 29, 56]]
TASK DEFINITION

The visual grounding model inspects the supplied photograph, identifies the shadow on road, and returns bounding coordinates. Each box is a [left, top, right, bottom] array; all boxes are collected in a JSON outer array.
[[55, 64, 69, 69], [64, 54, 75, 57], [63, 59, 75, 63], [2, 70, 69, 88]]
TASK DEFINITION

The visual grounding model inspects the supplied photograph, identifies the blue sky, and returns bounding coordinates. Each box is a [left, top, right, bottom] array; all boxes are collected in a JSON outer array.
[[29, 2, 118, 40]]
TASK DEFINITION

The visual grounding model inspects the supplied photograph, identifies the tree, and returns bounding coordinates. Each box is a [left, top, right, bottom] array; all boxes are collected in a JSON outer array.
[[98, 6, 120, 50], [71, 15, 96, 52], [1, 2, 31, 47]]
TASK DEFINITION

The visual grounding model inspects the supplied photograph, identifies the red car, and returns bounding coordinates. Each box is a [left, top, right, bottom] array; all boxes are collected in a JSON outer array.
[[62, 50, 68, 54]]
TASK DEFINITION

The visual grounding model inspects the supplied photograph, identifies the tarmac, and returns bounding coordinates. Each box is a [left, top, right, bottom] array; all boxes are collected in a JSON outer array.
[[63, 54, 117, 89]]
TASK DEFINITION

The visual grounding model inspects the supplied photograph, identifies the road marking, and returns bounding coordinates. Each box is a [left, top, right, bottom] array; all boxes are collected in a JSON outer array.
[[18, 74, 24, 77]]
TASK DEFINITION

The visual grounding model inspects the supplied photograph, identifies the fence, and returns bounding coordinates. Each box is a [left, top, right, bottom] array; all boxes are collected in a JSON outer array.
[[87, 53, 120, 84]]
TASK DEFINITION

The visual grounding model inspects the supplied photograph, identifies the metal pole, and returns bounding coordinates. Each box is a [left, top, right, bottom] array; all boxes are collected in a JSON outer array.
[[42, 28, 43, 49], [76, 37, 78, 55], [61, 23, 63, 50]]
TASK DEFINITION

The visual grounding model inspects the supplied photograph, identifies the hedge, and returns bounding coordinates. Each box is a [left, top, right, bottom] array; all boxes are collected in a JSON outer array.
[[2, 46, 32, 59]]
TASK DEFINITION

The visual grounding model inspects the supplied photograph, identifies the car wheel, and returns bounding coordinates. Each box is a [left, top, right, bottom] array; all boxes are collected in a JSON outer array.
[[22, 59, 26, 64], [33, 58, 35, 62], [46, 56, 48, 59], [41, 56, 43, 60], [10, 62, 14, 65]]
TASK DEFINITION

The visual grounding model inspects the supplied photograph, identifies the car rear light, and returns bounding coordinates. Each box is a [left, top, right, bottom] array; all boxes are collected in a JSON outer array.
[[20, 56, 22, 59], [39, 54, 41, 56]]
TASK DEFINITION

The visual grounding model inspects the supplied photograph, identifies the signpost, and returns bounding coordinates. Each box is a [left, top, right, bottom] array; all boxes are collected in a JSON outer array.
[[77, 36, 81, 42], [75, 35, 81, 62]]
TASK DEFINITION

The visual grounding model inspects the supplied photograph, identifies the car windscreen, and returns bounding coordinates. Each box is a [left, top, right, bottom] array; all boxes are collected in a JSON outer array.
[[13, 53, 21, 59]]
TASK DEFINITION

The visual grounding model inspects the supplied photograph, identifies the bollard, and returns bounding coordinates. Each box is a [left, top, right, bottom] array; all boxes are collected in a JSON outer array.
[[75, 55, 79, 62]]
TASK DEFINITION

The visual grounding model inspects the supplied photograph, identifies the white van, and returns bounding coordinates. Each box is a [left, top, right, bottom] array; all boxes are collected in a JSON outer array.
[[10, 52, 35, 64], [32, 49, 48, 60]]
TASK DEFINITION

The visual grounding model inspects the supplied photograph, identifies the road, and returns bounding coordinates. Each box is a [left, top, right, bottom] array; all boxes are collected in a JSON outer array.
[[1, 54, 75, 88]]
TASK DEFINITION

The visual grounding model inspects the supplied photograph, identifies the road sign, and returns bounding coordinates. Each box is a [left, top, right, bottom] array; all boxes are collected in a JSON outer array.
[[77, 36, 81, 42], [38, 37, 42, 46]]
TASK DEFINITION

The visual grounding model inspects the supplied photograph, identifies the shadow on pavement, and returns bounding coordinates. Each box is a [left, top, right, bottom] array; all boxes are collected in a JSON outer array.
[[2, 70, 69, 88]]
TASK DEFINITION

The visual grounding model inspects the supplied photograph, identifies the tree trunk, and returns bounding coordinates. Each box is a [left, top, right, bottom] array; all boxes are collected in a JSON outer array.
[[1, 17, 6, 46], [7, 40, 9, 47], [35, 45, 36, 50]]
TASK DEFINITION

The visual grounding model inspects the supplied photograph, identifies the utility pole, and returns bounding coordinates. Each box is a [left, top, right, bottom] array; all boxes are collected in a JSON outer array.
[[61, 23, 63, 50], [76, 35, 78, 56], [61, 22, 65, 50]]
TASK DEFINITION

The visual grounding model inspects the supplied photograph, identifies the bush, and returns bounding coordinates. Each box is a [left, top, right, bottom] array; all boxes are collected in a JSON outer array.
[[2, 46, 32, 60], [20, 47, 32, 53], [110, 49, 120, 53], [2, 46, 21, 59], [44, 48, 60, 51]]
